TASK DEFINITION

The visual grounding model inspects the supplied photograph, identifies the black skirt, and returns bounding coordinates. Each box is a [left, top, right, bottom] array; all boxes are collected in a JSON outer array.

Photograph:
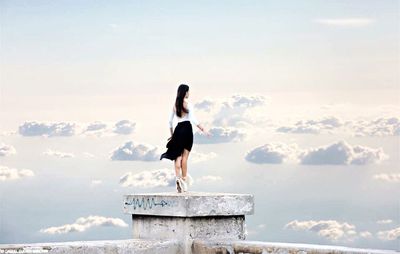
[[160, 120, 193, 161]]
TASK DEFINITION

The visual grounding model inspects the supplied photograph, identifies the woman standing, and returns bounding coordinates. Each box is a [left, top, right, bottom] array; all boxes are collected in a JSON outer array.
[[160, 84, 211, 193]]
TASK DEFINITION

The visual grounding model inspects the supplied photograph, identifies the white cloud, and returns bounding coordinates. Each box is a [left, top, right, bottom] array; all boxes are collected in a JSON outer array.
[[189, 150, 217, 163], [19, 121, 76, 137], [245, 142, 300, 164], [18, 120, 137, 137], [0, 165, 34, 181], [195, 126, 246, 144], [284, 219, 362, 242], [349, 117, 400, 137], [91, 180, 102, 186], [119, 168, 176, 188], [196, 175, 222, 183], [110, 141, 160, 161], [299, 140, 388, 165], [194, 94, 269, 130], [359, 231, 373, 238], [275, 116, 400, 137], [376, 227, 400, 241], [258, 224, 266, 229], [0, 143, 16, 157], [83, 152, 95, 158], [315, 18, 375, 27], [43, 149, 75, 158], [276, 116, 343, 134], [194, 98, 217, 112], [39, 215, 128, 234], [113, 120, 136, 135], [373, 173, 400, 183], [83, 121, 108, 133], [377, 219, 393, 225], [245, 140, 388, 165]]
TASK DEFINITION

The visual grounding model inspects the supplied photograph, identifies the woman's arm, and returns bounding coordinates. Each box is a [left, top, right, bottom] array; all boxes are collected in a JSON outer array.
[[168, 105, 174, 136], [188, 102, 210, 136]]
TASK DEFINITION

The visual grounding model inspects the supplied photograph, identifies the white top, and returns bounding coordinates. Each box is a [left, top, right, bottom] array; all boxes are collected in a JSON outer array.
[[169, 101, 199, 128]]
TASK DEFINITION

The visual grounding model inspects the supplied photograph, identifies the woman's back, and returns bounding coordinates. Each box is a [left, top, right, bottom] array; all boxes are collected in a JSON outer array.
[[169, 99, 199, 127]]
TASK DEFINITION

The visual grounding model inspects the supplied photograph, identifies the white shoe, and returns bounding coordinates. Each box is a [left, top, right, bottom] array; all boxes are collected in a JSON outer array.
[[180, 177, 188, 192]]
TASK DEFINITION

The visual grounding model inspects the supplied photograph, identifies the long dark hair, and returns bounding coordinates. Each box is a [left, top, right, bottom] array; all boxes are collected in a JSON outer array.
[[175, 84, 189, 117]]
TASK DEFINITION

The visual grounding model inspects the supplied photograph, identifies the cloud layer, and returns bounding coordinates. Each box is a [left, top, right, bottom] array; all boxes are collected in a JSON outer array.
[[195, 126, 246, 144], [110, 141, 160, 161], [0, 143, 16, 157], [245, 140, 388, 165], [39, 215, 128, 234], [119, 168, 176, 188], [43, 149, 75, 158], [18, 120, 136, 137], [284, 219, 370, 242], [0, 165, 35, 181]]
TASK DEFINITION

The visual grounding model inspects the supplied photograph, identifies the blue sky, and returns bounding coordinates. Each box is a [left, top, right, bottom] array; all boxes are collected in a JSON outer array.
[[0, 0, 399, 251]]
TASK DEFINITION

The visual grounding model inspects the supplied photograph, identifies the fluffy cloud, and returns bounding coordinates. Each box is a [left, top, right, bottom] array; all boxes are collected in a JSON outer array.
[[376, 227, 400, 241], [43, 149, 75, 158], [113, 120, 136, 135], [299, 140, 388, 165], [195, 126, 246, 144], [119, 168, 176, 188], [83, 121, 108, 132], [377, 219, 393, 224], [189, 150, 218, 163], [39, 215, 128, 234], [0, 143, 16, 157], [18, 120, 136, 137], [245, 140, 388, 165], [194, 98, 217, 112], [275, 116, 399, 137], [245, 142, 299, 164], [91, 180, 102, 186], [83, 152, 95, 158], [284, 219, 362, 242], [276, 116, 344, 134], [194, 94, 268, 129], [373, 173, 400, 183], [349, 117, 400, 137], [196, 175, 222, 182], [0, 165, 34, 181], [19, 121, 76, 137], [110, 141, 160, 161]]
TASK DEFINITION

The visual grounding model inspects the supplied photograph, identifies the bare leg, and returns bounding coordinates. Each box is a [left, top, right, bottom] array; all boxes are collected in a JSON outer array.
[[181, 149, 190, 179], [174, 155, 182, 177]]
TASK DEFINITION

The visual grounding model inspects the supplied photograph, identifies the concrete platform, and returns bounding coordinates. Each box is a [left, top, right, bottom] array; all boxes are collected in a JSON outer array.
[[123, 191, 254, 217], [123, 192, 254, 253]]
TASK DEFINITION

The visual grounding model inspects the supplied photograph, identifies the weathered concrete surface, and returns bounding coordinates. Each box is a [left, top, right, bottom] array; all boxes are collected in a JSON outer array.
[[123, 192, 254, 217], [124, 192, 254, 254], [0, 239, 181, 254], [132, 214, 246, 241], [192, 239, 399, 254], [2, 239, 396, 254]]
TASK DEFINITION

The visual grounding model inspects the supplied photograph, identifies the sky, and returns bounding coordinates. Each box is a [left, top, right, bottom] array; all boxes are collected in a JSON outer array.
[[0, 0, 399, 251]]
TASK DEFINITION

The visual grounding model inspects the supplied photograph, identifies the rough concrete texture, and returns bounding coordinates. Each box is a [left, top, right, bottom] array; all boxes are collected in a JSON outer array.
[[132, 214, 246, 241], [0, 239, 182, 254], [2, 239, 397, 254], [192, 239, 398, 254], [123, 192, 254, 217]]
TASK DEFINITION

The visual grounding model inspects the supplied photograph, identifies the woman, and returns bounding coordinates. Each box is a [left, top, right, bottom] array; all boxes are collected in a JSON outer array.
[[160, 84, 211, 193]]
